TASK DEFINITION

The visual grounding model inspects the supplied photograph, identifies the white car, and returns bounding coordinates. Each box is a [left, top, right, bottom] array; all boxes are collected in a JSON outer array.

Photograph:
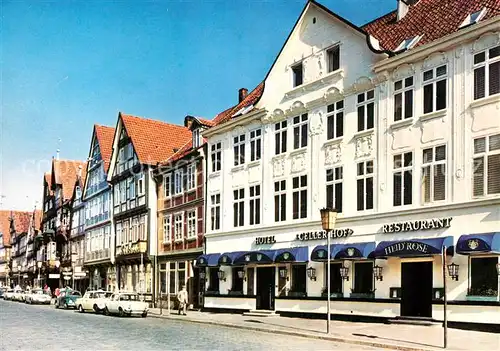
[[25, 288, 52, 304], [104, 292, 148, 317], [12, 289, 25, 302], [3, 289, 15, 300], [76, 290, 113, 313]]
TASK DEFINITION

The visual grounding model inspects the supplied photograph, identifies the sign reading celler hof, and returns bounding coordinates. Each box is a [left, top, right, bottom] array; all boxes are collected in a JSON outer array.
[[296, 228, 353, 241], [382, 217, 452, 234]]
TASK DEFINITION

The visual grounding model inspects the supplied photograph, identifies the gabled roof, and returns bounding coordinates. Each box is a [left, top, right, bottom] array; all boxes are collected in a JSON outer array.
[[363, 0, 500, 51], [94, 125, 115, 174], [0, 211, 12, 247], [0, 210, 39, 246], [119, 113, 192, 165], [52, 159, 87, 201]]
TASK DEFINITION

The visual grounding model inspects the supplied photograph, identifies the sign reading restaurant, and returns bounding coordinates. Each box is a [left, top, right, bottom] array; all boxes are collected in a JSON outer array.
[[382, 217, 452, 233]]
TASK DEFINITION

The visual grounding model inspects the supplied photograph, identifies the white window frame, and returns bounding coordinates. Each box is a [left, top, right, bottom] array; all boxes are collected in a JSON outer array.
[[292, 175, 307, 220], [137, 173, 145, 196], [211, 142, 222, 173], [233, 188, 245, 227], [174, 213, 184, 242], [274, 180, 286, 222], [174, 169, 183, 194], [473, 45, 500, 100], [393, 151, 413, 207], [393, 76, 414, 121], [326, 44, 340, 73], [187, 210, 197, 239], [422, 65, 447, 114], [163, 215, 171, 244], [326, 166, 343, 213], [193, 128, 201, 148], [210, 193, 221, 231], [472, 134, 500, 197], [356, 90, 375, 132], [356, 160, 374, 211], [187, 163, 196, 191], [421, 145, 447, 204], [163, 174, 171, 198], [233, 134, 245, 166], [250, 129, 262, 162], [460, 8, 487, 28], [274, 121, 287, 155], [326, 100, 344, 140], [293, 114, 308, 150], [292, 62, 303, 87], [249, 185, 261, 226]]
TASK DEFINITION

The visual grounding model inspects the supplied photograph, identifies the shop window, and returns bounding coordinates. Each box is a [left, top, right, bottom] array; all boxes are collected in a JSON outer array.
[[327, 100, 344, 139], [357, 90, 375, 132], [292, 175, 307, 219], [326, 166, 343, 213], [473, 45, 500, 100], [469, 257, 498, 296], [423, 65, 447, 114], [247, 267, 254, 295], [160, 265, 167, 294], [274, 121, 287, 155], [208, 267, 220, 293], [169, 262, 176, 294], [422, 145, 446, 203], [291, 265, 306, 294], [356, 161, 374, 211], [327, 263, 343, 294], [353, 262, 373, 294], [293, 114, 308, 149], [177, 262, 186, 292], [231, 267, 244, 294]]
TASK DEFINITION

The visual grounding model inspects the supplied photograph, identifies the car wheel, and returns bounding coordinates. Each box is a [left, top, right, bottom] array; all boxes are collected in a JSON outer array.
[[141, 312, 147, 318], [93, 304, 99, 313], [118, 307, 124, 317], [78, 305, 84, 313], [64, 302, 69, 309], [55, 302, 59, 309]]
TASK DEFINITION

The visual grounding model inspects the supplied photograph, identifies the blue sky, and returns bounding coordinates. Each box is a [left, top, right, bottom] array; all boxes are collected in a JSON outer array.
[[0, 0, 394, 210]]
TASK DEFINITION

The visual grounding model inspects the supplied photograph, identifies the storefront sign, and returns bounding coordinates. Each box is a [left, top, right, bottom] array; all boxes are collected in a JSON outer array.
[[48, 274, 60, 279], [296, 229, 353, 241], [382, 217, 452, 234], [255, 236, 276, 245], [384, 242, 430, 256], [117, 242, 147, 256]]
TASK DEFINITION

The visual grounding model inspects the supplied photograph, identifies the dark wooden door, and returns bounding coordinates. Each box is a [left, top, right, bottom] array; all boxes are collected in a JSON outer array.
[[401, 261, 432, 318]]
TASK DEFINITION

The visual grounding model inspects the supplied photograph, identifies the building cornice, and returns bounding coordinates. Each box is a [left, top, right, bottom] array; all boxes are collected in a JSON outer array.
[[202, 109, 267, 138], [372, 17, 500, 73]]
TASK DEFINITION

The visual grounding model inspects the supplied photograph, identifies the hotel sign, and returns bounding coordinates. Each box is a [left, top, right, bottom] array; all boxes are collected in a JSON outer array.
[[382, 217, 452, 234], [296, 229, 353, 241]]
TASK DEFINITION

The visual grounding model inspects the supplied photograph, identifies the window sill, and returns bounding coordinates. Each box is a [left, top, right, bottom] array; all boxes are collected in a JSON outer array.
[[289, 147, 307, 157], [209, 172, 221, 179], [323, 137, 343, 148], [466, 295, 498, 302], [186, 236, 197, 242], [284, 69, 344, 99], [352, 129, 374, 139], [418, 109, 446, 122], [174, 239, 183, 244], [161, 241, 170, 246], [231, 165, 245, 173], [470, 93, 500, 109], [389, 118, 414, 130]]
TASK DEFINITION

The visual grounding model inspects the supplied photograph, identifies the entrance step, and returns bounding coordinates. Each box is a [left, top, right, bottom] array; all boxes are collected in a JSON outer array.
[[388, 316, 442, 327], [243, 310, 277, 317]]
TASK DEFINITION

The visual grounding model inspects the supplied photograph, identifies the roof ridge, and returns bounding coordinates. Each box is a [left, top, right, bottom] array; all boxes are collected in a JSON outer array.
[[161, 138, 192, 164], [361, 9, 397, 28], [121, 112, 186, 129]]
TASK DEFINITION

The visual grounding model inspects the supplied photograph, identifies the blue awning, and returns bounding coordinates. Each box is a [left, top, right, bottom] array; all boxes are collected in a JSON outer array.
[[195, 253, 221, 267], [233, 250, 275, 265], [456, 232, 500, 254], [274, 247, 308, 263], [373, 237, 454, 258], [218, 251, 248, 265], [311, 242, 375, 261]]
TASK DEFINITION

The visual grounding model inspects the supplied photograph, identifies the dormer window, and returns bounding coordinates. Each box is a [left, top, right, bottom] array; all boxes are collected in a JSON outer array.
[[460, 8, 487, 28], [396, 35, 421, 51], [75, 186, 82, 199], [326, 45, 340, 73], [292, 63, 303, 87], [193, 128, 201, 148]]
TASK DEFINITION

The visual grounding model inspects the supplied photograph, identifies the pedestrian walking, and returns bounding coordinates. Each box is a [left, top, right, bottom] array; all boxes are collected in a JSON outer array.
[[176, 285, 188, 316]]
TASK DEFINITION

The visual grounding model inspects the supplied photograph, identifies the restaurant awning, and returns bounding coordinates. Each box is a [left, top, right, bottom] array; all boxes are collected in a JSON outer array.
[[218, 251, 248, 265], [223, 247, 309, 265], [233, 250, 275, 265], [195, 253, 221, 267], [373, 236, 454, 258], [456, 232, 500, 254], [274, 247, 308, 263], [311, 242, 376, 261]]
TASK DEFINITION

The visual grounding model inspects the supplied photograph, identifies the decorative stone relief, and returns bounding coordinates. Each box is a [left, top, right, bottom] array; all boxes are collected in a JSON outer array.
[[419, 117, 447, 144], [392, 64, 415, 81], [390, 127, 413, 150], [324, 143, 342, 165], [421, 52, 448, 70], [232, 125, 247, 137], [355, 135, 373, 159], [316, 51, 324, 77], [455, 169, 463, 179], [231, 168, 245, 188], [272, 157, 285, 178], [323, 86, 343, 104], [286, 100, 307, 116], [472, 32, 500, 53], [290, 152, 307, 173], [471, 102, 500, 132], [248, 163, 261, 184], [455, 46, 464, 59], [352, 76, 374, 93], [308, 110, 323, 136], [262, 108, 285, 124]]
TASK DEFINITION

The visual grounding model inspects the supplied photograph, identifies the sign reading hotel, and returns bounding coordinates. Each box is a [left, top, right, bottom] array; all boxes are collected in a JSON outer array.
[[382, 217, 452, 233]]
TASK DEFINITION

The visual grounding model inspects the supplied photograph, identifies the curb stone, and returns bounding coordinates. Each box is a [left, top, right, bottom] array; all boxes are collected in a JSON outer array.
[[148, 313, 435, 351]]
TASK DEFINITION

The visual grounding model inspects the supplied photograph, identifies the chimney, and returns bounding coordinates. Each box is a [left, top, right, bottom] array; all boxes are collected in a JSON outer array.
[[238, 88, 248, 103], [56, 149, 60, 160]]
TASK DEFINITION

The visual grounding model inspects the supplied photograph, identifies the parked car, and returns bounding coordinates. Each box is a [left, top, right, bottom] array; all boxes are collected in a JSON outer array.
[[55, 289, 81, 309], [76, 290, 113, 313], [104, 292, 148, 317], [25, 288, 52, 304], [0, 287, 6, 298], [3, 289, 15, 300], [12, 289, 25, 302]]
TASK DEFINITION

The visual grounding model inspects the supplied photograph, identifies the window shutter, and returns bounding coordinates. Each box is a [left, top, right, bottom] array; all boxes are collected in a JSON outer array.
[[489, 61, 500, 96], [434, 164, 446, 201], [473, 157, 484, 196], [487, 154, 500, 194], [474, 67, 485, 100]]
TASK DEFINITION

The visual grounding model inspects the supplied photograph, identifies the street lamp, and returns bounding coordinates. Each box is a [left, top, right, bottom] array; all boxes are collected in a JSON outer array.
[[17, 264, 21, 286], [71, 252, 78, 290], [319, 207, 337, 335], [37, 261, 42, 287]]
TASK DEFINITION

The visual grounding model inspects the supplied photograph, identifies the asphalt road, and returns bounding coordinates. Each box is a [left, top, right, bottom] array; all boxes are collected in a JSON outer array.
[[0, 299, 382, 350]]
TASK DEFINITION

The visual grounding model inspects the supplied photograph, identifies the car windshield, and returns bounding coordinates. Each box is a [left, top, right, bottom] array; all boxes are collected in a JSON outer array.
[[119, 294, 139, 301], [97, 292, 112, 298], [34, 289, 45, 295], [71, 291, 81, 297]]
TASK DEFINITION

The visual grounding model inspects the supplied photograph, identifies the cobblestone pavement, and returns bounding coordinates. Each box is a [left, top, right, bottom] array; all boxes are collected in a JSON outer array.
[[0, 300, 381, 351]]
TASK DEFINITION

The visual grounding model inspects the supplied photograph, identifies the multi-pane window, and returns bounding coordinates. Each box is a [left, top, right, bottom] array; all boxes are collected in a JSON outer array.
[[274, 121, 287, 155], [250, 129, 262, 161], [137, 173, 145, 195], [274, 180, 286, 222], [469, 257, 499, 296], [326, 166, 343, 213], [327, 100, 344, 140], [356, 161, 374, 211], [233, 134, 245, 166], [474, 45, 500, 100], [292, 63, 303, 87], [233, 189, 245, 227], [293, 114, 308, 149], [249, 185, 261, 225], [210, 194, 221, 231], [393, 152, 413, 206], [211, 142, 222, 172], [473, 134, 500, 196], [163, 174, 171, 198], [357, 90, 375, 132], [292, 175, 307, 219], [422, 145, 447, 203], [174, 213, 183, 241], [394, 77, 414, 121], [187, 163, 196, 191], [423, 65, 447, 114], [327, 45, 340, 73], [187, 210, 197, 239], [174, 169, 183, 194]]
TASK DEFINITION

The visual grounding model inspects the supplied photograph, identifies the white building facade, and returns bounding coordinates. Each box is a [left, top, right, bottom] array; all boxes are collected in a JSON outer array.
[[200, 0, 500, 325]]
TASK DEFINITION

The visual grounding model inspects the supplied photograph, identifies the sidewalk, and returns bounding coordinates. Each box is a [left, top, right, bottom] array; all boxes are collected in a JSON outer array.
[[148, 308, 499, 351]]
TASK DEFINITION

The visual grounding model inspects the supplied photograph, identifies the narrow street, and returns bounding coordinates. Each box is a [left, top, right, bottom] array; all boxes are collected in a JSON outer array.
[[0, 300, 381, 350]]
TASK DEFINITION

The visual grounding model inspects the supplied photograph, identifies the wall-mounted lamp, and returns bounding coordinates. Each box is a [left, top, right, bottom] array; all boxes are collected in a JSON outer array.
[[237, 270, 246, 281], [217, 269, 226, 282], [199, 270, 206, 280], [279, 267, 289, 281], [339, 265, 349, 281], [447, 262, 459, 281], [373, 265, 383, 281], [306, 266, 317, 281]]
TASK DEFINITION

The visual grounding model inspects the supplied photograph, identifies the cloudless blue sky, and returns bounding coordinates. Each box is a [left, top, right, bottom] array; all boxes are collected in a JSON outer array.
[[1, 0, 394, 210]]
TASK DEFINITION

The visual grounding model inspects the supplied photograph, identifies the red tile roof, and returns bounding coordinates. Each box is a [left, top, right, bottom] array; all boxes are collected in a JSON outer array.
[[34, 210, 42, 232], [362, 0, 500, 51], [95, 125, 115, 174], [0, 210, 40, 246], [52, 159, 87, 201], [0, 211, 12, 247], [120, 113, 192, 165]]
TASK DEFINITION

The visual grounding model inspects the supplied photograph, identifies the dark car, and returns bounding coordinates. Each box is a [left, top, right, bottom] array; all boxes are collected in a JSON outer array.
[[55, 289, 81, 309]]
